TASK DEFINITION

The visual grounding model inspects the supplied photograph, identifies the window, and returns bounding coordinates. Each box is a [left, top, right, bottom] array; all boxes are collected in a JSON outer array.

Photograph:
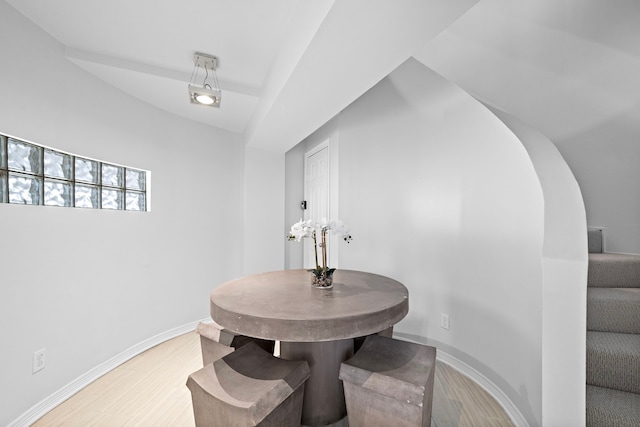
[[0, 134, 147, 211]]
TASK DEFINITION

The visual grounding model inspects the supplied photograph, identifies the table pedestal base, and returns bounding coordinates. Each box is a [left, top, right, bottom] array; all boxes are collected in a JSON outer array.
[[280, 339, 354, 427], [302, 416, 348, 427]]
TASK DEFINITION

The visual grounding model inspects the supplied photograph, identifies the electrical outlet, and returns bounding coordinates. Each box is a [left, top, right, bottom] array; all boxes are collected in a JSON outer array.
[[440, 313, 450, 330], [33, 348, 46, 374]]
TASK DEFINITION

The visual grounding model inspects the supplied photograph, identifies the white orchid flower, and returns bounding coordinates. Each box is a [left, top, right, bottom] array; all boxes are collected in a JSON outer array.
[[287, 218, 353, 273], [288, 218, 313, 241], [318, 217, 330, 230], [328, 220, 350, 239]]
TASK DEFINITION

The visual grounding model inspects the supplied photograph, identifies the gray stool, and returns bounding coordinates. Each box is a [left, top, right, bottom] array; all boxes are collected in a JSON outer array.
[[196, 320, 275, 365], [353, 326, 394, 353], [339, 335, 436, 427], [187, 342, 310, 426]]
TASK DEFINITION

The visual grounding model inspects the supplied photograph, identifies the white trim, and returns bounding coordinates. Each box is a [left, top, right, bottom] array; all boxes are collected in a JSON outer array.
[[327, 137, 339, 268], [12, 320, 528, 427], [604, 251, 640, 256], [8, 318, 209, 427], [304, 138, 341, 268], [305, 139, 330, 158], [436, 351, 529, 427], [396, 336, 529, 427]]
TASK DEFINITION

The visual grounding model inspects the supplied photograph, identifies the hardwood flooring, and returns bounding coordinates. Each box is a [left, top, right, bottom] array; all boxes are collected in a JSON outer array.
[[33, 332, 514, 426], [432, 361, 515, 427]]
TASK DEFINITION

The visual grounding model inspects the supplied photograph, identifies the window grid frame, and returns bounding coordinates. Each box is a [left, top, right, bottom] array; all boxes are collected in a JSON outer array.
[[0, 133, 147, 211]]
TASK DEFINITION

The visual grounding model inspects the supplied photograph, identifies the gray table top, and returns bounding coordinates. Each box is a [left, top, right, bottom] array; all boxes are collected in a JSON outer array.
[[210, 269, 409, 342]]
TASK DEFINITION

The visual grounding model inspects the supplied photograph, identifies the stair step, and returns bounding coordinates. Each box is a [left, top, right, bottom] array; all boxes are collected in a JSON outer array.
[[587, 288, 640, 334], [588, 253, 640, 288], [586, 385, 640, 427], [586, 331, 640, 394]]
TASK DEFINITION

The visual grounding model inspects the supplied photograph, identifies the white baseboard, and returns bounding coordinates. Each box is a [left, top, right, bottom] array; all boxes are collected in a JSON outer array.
[[9, 318, 208, 427], [396, 336, 529, 427], [435, 350, 529, 427], [12, 323, 528, 427]]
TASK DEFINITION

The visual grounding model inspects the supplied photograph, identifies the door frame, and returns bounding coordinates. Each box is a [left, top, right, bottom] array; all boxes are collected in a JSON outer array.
[[304, 137, 340, 268]]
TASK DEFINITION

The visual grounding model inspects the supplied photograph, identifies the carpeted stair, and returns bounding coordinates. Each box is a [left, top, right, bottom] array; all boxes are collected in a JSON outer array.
[[586, 229, 640, 426]]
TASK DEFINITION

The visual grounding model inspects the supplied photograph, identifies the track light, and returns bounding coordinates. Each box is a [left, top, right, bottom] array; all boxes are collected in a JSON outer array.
[[188, 52, 221, 108]]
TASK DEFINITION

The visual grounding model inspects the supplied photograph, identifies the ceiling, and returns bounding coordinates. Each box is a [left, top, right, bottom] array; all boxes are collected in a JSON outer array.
[[415, 0, 640, 147], [7, 0, 639, 153]]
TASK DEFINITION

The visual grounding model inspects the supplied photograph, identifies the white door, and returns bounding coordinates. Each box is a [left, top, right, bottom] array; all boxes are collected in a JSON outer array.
[[303, 143, 329, 269]]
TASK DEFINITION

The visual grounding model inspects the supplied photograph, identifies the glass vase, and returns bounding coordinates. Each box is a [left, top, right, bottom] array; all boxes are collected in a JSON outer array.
[[311, 272, 334, 289]]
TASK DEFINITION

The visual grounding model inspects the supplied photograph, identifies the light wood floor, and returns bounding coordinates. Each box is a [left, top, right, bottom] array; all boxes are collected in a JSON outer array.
[[33, 332, 514, 427]]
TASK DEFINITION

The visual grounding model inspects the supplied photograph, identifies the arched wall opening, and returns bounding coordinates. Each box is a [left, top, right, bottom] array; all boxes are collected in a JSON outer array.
[[285, 58, 587, 426]]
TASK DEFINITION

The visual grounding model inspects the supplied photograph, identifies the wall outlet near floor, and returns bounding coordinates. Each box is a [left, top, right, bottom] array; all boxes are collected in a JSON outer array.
[[440, 313, 450, 330], [33, 348, 46, 374]]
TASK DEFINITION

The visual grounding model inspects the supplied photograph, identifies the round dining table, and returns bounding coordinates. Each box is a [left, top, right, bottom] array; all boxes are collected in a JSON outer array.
[[210, 269, 409, 427]]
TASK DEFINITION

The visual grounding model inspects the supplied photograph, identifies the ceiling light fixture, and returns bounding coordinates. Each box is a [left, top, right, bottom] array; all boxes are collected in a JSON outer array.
[[188, 52, 221, 108]]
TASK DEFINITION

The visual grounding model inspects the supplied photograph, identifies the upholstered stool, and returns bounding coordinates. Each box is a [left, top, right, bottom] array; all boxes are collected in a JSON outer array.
[[339, 335, 436, 427], [196, 320, 275, 365], [186, 342, 310, 426]]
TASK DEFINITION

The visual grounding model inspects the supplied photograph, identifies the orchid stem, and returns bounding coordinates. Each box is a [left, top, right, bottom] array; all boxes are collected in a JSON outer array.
[[321, 229, 327, 272], [313, 230, 320, 272]]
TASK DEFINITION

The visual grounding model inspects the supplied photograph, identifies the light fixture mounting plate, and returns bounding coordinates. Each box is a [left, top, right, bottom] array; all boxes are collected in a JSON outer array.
[[193, 52, 218, 70]]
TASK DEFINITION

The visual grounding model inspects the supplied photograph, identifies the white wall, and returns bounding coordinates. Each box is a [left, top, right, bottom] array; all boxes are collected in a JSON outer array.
[[286, 58, 587, 426], [243, 147, 286, 275], [0, 3, 246, 425], [492, 108, 587, 426], [555, 120, 640, 255], [339, 59, 543, 426]]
